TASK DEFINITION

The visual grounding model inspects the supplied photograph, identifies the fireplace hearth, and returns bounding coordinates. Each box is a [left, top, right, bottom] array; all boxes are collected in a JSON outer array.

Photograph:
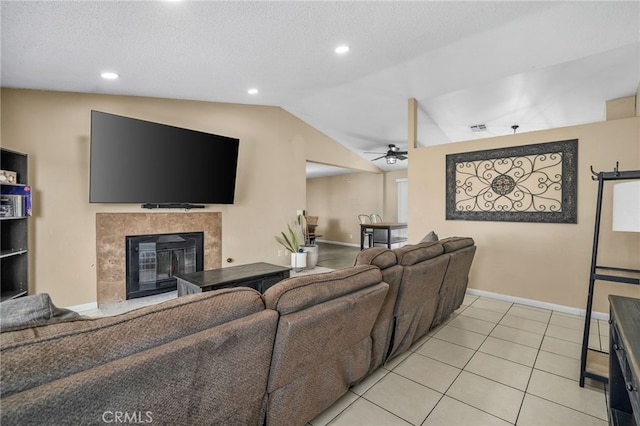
[[126, 232, 204, 299]]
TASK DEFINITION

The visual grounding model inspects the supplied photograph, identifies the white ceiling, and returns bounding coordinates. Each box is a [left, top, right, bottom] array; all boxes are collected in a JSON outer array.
[[2, 1, 639, 178]]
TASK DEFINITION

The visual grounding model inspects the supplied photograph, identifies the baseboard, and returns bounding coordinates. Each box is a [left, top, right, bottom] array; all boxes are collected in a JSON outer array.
[[316, 239, 360, 248], [466, 288, 609, 321]]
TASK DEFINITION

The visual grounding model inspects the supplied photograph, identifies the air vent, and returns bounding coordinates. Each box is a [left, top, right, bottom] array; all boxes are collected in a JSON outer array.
[[470, 124, 487, 132]]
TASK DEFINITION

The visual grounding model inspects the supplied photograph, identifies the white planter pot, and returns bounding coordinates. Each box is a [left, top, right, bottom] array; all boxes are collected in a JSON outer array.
[[301, 245, 319, 269], [291, 251, 307, 271]]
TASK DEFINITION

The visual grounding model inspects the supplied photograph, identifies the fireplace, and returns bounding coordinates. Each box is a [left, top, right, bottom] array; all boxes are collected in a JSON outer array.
[[126, 232, 204, 299]]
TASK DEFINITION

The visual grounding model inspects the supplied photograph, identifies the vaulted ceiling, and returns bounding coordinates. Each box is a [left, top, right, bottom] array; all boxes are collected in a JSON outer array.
[[2, 1, 638, 177]]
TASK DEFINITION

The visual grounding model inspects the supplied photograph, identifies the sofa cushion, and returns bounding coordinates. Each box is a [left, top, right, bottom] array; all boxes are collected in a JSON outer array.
[[419, 230, 439, 243], [1, 287, 266, 398], [263, 265, 388, 425], [263, 265, 383, 314], [394, 242, 444, 266], [439, 236, 475, 252], [354, 247, 397, 269], [0, 294, 82, 332], [1, 309, 278, 426]]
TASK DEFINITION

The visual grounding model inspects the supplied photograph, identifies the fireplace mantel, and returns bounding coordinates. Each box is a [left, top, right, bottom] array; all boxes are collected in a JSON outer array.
[[96, 212, 222, 304]]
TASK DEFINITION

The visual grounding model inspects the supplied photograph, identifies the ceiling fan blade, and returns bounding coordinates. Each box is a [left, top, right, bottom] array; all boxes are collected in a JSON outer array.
[[396, 155, 408, 160], [370, 155, 386, 161], [396, 150, 408, 155]]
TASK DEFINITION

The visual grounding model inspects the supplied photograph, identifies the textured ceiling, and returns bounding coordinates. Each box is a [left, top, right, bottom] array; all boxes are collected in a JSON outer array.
[[2, 1, 639, 177]]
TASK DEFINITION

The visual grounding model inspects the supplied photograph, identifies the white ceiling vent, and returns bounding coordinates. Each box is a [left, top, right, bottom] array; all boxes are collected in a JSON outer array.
[[470, 124, 487, 132]]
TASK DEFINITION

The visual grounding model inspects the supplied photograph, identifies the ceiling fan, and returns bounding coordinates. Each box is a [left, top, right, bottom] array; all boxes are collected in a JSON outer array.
[[365, 144, 408, 164]]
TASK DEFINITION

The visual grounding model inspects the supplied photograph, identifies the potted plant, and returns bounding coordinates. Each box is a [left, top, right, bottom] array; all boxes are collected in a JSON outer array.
[[275, 223, 307, 271]]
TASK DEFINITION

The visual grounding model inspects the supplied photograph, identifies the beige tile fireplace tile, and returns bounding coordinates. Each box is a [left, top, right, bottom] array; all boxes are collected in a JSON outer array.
[[96, 212, 221, 304]]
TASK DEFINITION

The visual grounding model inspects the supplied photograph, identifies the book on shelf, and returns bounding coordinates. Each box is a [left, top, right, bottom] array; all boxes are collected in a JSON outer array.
[[0, 185, 31, 217]]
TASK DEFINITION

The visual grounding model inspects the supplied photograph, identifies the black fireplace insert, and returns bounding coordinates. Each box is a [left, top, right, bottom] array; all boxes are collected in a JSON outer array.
[[126, 232, 204, 299]]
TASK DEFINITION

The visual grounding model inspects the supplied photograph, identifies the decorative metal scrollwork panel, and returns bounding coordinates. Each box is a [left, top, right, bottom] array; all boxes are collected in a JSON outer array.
[[446, 139, 577, 223]]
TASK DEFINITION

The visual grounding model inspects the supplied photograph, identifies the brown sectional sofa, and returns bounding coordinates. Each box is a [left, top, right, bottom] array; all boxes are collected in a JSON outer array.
[[0, 238, 475, 426]]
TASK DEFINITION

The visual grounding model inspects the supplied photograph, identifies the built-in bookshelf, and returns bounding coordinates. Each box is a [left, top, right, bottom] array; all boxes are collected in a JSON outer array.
[[1, 148, 30, 302]]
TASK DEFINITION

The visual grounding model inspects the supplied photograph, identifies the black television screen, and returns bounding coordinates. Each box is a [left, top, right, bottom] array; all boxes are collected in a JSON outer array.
[[90, 111, 239, 205]]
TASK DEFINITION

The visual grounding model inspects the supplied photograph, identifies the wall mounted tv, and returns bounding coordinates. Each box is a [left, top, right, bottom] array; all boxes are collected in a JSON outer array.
[[90, 111, 239, 207]]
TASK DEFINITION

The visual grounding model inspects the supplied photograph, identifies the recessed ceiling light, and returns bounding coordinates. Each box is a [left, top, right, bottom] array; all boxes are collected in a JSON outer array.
[[335, 45, 350, 54], [101, 72, 119, 80], [247, 88, 259, 95]]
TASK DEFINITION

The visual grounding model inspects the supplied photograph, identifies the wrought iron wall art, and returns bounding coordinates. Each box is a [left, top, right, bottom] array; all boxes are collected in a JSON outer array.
[[446, 139, 578, 223]]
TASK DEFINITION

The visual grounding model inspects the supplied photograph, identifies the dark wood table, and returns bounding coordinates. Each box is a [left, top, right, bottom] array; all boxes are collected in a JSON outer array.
[[176, 262, 290, 296], [608, 295, 640, 426], [360, 222, 408, 249]]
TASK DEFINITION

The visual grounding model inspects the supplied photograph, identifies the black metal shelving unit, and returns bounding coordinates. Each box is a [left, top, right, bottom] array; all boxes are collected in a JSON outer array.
[[1, 148, 30, 302], [579, 164, 640, 387]]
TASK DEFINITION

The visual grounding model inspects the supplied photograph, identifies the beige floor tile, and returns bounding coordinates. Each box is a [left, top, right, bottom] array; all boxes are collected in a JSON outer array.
[[471, 298, 512, 313], [512, 303, 551, 314], [446, 371, 524, 424], [447, 314, 496, 335], [393, 352, 461, 393], [458, 306, 505, 323], [526, 369, 607, 421], [499, 314, 548, 335], [422, 396, 511, 426], [309, 391, 359, 426], [363, 372, 442, 425], [534, 350, 580, 381], [351, 366, 389, 396], [550, 312, 591, 330], [478, 336, 538, 367], [464, 351, 532, 391], [416, 337, 476, 368], [489, 324, 543, 348], [517, 394, 607, 425], [383, 350, 411, 371], [588, 332, 602, 351], [546, 324, 583, 344], [540, 335, 581, 359], [598, 319, 610, 337], [462, 294, 479, 306], [433, 324, 487, 350], [327, 397, 411, 426], [507, 305, 551, 323], [408, 334, 431, 352]]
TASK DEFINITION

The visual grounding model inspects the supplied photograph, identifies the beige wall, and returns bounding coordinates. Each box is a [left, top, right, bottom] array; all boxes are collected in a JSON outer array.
[[306, 172, 383, 244], [409, 116, 640, 313], [0, 88, 376, 307]]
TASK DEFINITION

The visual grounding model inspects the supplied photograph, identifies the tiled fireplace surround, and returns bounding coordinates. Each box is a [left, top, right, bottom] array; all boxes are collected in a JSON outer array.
[[96, 212, 222, 304]]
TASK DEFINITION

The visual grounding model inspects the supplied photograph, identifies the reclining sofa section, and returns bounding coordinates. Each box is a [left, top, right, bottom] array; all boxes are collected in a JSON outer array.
[[0, 238, 474, 426], [355, 236, 476, 371]]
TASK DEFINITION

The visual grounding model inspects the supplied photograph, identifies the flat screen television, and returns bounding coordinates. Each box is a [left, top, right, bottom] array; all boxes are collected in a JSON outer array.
[[90, 111, 239, 206]]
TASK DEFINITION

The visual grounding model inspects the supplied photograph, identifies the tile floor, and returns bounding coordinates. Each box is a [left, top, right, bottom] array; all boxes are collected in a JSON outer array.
[[310, 294, 610, 426]]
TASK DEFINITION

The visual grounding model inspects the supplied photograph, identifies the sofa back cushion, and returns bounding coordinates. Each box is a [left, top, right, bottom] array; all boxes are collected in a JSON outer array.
[[263, 265, 388, 425], [354, 247, 397, 269], [433, 238, 477, 326], [1, 287, 267, 398], [1, 308, 278, 426], [395, 242, 444, 266], [440, 236, 475, 253], [354, 247, 403, 373]]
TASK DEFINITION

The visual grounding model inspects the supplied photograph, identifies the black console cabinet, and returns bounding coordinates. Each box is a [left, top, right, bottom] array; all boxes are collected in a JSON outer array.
[[176, 262, 290, 296], [609, 295, 640, 426]]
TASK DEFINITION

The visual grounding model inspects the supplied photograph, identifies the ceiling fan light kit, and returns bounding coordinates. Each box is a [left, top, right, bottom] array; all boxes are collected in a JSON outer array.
[[365, 144, 408, 164]]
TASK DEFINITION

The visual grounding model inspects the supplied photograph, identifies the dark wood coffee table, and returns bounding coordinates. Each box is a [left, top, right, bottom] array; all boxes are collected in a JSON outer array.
[[176, 262, 290, 296]]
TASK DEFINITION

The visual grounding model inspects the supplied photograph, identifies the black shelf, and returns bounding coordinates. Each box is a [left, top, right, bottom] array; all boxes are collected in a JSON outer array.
[[579, 166, 640, 388], [1, 148, 29, 303]]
